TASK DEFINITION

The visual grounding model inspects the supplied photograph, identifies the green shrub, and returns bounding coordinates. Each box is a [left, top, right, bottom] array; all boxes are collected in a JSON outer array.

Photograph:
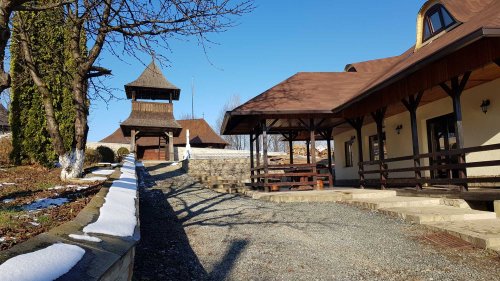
[[0, 137, 13, 165], [116, 147, 130, 161], [84, 148, 100, 165], [96, 146, 115, 163]]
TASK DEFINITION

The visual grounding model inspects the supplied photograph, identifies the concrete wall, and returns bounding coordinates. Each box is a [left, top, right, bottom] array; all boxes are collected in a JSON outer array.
[[334, 77, 500, 181], [87, 142, 129, 153]]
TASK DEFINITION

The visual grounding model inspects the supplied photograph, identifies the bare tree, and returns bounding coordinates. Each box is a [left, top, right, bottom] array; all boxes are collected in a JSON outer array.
[[178, 112, 195, 120], [14, 0, 253, 180], [216, 93, 247, 150], [268, 134, 284, 153]]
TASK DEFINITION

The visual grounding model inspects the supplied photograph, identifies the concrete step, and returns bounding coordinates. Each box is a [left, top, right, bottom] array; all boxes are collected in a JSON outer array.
[[335, 188, 397, 200], [379, 205, 497, 224], [423, 219, 500, 252], [348, 196, 441, 210], [252, 190, 344, 203]]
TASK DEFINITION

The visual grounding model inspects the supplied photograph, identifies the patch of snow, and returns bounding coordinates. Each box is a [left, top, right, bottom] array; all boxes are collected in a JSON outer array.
[[0, 243, 85, 281], [22, 198, 69, 211], [80, 176, 107, 182], [111, 163, 119, 167], [98, 162, 111, 165], [0, 237, 5, 242], [83, 154, 138, 237], [91, 169, 114, 176], [2, 198, 13, 203], [76, 185, 90, 191], [48, 185, 65, 190], [135, 161, 144, 167], [171, 162, 179, 166], [2, 182, 16, 186], [30, 222, 40, 226], [68, 234, 102, 243]]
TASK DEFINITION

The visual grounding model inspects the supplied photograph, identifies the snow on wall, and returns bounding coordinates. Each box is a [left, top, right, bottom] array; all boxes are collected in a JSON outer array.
[[0, 243, 85, 281], [82, 154, 138, 237]]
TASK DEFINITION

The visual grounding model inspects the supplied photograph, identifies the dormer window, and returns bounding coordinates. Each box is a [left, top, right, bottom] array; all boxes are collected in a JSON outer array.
[[422, 4, 456, 42]]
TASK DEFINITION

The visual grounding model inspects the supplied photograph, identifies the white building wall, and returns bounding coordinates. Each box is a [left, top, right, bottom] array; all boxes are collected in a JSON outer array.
[[334, 77, 500, 181]]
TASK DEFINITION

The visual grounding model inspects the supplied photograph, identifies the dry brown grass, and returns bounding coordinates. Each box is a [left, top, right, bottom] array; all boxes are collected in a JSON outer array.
[[0, 136, 12, 166]]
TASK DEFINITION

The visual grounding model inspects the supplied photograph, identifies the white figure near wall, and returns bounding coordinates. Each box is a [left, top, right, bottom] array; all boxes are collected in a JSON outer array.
[[183, 129, 192, 160]]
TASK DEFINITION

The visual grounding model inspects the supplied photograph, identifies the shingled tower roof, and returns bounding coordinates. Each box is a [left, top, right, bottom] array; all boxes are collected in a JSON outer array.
[[124, 61, 181, 100]]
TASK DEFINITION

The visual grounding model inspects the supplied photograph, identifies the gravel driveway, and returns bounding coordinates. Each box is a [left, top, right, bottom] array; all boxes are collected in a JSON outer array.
[[133, 163, 500, 281]]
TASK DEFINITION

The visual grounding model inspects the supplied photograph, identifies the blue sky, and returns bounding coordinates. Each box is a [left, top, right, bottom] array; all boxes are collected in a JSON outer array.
[[88, 0, 427, 141]]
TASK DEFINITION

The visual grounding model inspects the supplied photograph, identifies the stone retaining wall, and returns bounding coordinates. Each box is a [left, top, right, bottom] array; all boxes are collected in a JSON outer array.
[[0, 166, 140, 281], [185, 158, 251, 183]]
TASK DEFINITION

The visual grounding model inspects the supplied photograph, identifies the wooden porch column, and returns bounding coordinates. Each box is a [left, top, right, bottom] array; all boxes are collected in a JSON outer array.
[[255, 132, 260, 168], [325, 129, 333, 176], [288, 135, 294, 164], [262, 121, 269, 192], [440, 72, 471, 191], [347, 117, 365, 188], [130, 129, 136, 153], [250, 134, 254, 185], [402, 92, 424, 190], [310, 119, 317, 184], [167, 132, 174, 161], [371, 107, 387, 190], [306, 140, 310, 164]]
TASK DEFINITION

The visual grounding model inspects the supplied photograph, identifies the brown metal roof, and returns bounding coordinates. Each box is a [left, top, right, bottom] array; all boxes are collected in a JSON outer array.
[[0, 103, 8, 127], [176, 119, 228, 146], [124, 61, 181, 100], [344, 55, 403, 73], [102, 118, 227, 147], [231, 72, 376, 114], [221, 72, 378, 135], [334, 0, 500, 114], [120, 101, 182, 137]]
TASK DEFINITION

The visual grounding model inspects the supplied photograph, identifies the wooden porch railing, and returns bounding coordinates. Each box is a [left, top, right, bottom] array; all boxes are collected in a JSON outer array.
[[359, 143, 500, 189], [251, 163, 333, 190]]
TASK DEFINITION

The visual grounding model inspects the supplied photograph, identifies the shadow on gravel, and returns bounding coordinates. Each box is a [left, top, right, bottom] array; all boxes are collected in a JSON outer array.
[[133, 166, 245, 281]]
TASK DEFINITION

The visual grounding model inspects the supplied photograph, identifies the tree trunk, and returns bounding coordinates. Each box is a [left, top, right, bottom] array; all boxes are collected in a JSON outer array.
[[0, 3, 12, 92], [59, 75, 89, 180], [59, 149, 85, 180]]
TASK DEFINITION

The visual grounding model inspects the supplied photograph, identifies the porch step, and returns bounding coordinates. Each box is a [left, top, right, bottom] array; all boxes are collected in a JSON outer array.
[[335, 188, 397, 200], [251, 190, 344, 203], [378, 205, 497, 224], [348, 196, 441, 210], [422, 219, 500, 252]]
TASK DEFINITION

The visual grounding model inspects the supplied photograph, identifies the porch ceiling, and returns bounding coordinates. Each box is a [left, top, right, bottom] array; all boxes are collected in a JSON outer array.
[[223, 114, 344, 135]]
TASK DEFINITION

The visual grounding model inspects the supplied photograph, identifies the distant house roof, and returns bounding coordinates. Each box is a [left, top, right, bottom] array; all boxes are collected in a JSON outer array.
[[120, 101, 182, 137], [176, 119, 228, 147], [102, 118, 227, 148], [0, 103, 8, 127], [124, 61, 181, 100]]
